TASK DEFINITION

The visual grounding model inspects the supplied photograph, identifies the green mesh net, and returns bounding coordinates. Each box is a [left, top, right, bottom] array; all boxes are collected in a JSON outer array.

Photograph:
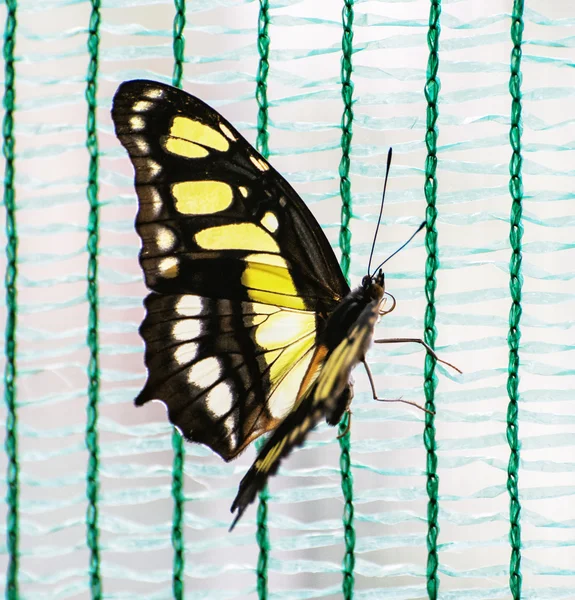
[[2, 0, 575, 598]]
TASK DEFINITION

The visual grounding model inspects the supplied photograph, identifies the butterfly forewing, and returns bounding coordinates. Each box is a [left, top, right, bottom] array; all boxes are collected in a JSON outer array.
[[111, 80, 349, 460], [112, 80, 348, 307]]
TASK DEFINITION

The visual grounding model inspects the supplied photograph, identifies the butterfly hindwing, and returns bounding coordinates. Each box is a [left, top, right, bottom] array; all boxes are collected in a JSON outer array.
[[111, 80, 350, 460], [136, 292, 320, 459], [230, 285, 384, 527]]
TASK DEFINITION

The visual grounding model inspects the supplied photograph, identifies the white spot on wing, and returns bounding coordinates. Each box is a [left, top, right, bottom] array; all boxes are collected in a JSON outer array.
[[133, 100, 154, 112], [223, 412, 238, 450], [173, 319, 202, 341], [206, 382, 234, 418], [130, 116, 145, 131], [146, 159, 161, 179], [188, 357, 222, 389], [260, 212, 279, 233], [156, 226, 176, 252], [219, 122, 236, 141], [143, 87, 165, 100], [175, 296, 204, 317], [158, 256, 178, 277], [132, 136, 150, 154], [249, 155, 269, 172], [173, 342, 198, 365]]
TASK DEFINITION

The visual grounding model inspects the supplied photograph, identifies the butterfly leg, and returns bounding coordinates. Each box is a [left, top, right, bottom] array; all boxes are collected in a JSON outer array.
[[362, 361, 433, 415], [373, 337, 462, 374]]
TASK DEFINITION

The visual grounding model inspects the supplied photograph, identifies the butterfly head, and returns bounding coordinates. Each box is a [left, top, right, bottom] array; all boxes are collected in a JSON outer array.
[[362, 269, 385, 300]]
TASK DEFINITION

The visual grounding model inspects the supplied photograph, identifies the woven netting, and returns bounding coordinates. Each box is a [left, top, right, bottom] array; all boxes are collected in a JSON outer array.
[[2, 0, 575, 598]]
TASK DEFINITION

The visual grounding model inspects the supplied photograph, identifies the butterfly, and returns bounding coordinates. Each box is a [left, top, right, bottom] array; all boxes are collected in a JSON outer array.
[[112, 79, 456, 530]]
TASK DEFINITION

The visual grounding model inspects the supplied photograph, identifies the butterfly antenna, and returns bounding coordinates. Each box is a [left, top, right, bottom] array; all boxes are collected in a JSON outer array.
[[367, 148, 393, 278], [371, 220, 426, 275]]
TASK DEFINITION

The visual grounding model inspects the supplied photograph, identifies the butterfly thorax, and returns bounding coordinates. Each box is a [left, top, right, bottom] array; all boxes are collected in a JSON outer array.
[[321, 270, 385, 353]]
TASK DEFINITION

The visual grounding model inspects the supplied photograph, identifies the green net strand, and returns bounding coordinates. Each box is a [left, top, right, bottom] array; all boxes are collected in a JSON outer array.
[[338, 1, 356, 598], [171, 1, 187, 597], [422, 1, 441, 598], [338, 0, 354, 285], [506, 1, 525, 598], [3, 1, 19, 597], [85, 1, 103, 598], [170, 427, 185, 600], [255, 1, 271, 596]]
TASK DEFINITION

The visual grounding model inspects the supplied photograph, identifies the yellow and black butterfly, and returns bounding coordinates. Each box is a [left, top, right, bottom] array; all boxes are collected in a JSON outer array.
[[112, 80, 455, 530]]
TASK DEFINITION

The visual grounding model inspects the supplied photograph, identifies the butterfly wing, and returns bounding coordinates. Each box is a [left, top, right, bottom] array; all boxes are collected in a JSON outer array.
[[111, 79, 350, 459], [230, 288, 383, 528]]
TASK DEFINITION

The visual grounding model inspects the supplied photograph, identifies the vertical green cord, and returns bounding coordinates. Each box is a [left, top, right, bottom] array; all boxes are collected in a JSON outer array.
[[255, 1, 270, 597], [85, 1, 102, 598], [338, 1, 355, 598], [171, 1, 187, 597], [422, 1, 441, 598], [338, 0, 354, 282], [3, 1, 19, 598], [507, 2, 524, 598]]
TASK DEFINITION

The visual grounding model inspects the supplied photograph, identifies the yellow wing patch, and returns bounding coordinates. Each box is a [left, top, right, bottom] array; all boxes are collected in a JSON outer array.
[[241, 253, 307, 310], [314, 323, 366, 403], [242, 262, 297, 299], [164, 136, 209, 158], [194, 223, 280, 253], [172, 180, 233, 215], [255, 437, 288, 473], [244, 253, 286, 268], [251, 308, 316, 420], [266, 339, 314, 419], [247, 289, 306, 311], [254, 310, 315, 350], [170, 116, 230, 153]]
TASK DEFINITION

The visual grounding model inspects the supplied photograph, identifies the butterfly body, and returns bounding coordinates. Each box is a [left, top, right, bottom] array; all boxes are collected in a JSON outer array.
[[112, 79, 389, 527]]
